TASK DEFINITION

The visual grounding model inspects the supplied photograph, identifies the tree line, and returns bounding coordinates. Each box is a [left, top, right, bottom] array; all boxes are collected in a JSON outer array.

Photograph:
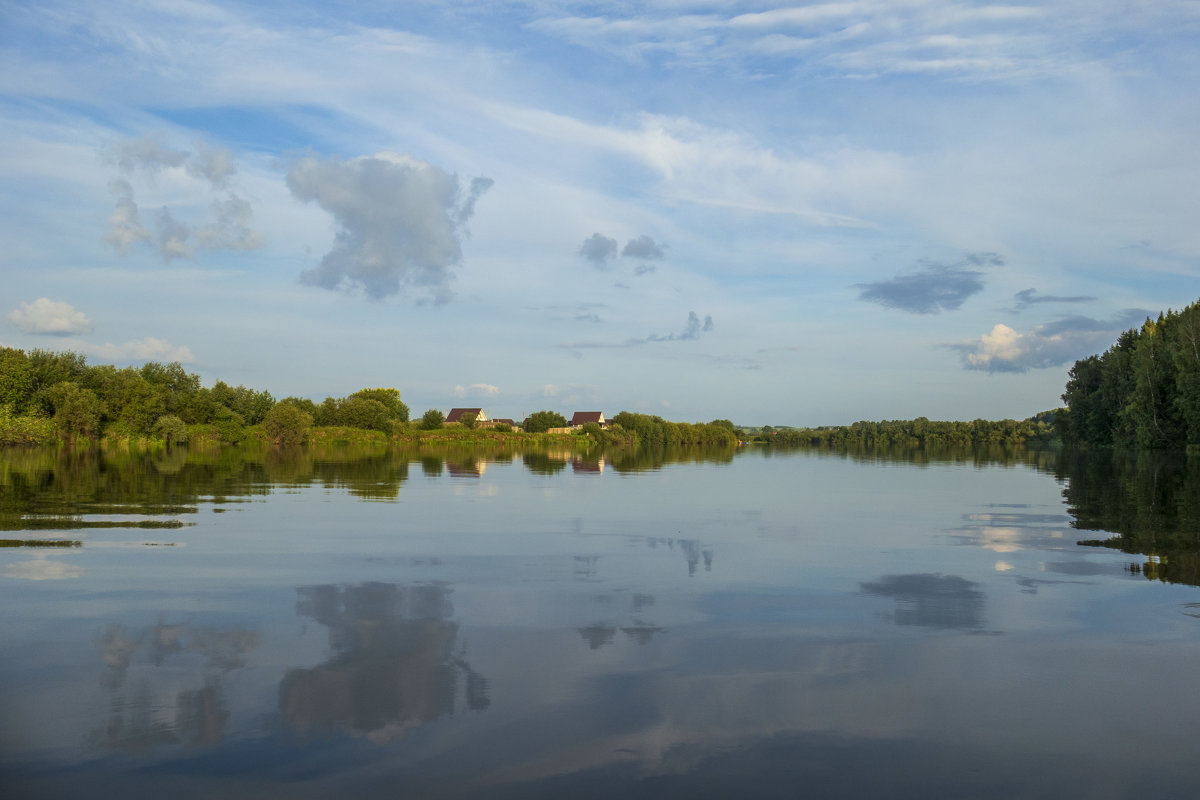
[[0, 347, 737, 450], [748, 415, 1057, 449], [1058, 299, 1200, 448]]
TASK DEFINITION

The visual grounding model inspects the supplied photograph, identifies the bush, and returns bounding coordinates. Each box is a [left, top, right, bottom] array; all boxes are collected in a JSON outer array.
[[263, 402, 313, 447], [46, 382, 101, 442], [420, 409, 445, 430], [523, 410, 567, 433], [212, 405, 246, 444], [153, 414, 189, 446]]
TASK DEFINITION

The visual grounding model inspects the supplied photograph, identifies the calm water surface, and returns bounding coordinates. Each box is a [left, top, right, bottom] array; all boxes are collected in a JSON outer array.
[[2, 445, 1199, 798]]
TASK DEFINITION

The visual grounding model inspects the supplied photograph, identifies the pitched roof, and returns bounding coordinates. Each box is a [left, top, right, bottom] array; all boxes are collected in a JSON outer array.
[[446, 408, 484, 423], [569, 411, 605, 425]]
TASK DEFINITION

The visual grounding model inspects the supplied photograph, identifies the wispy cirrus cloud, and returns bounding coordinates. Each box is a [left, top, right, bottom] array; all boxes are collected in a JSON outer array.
[[453, 383, 500, 397], [1011, 288, 1096, 311], [562, 311, 713, 349]]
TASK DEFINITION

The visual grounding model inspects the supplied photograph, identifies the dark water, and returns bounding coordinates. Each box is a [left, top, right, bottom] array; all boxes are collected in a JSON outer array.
[[2, 443, 1199, 799]]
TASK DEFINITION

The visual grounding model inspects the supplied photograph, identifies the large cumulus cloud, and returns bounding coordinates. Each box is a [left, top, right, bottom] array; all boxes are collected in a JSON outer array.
[[950, 310, 1148, 373], [288, 152, 492, 302]]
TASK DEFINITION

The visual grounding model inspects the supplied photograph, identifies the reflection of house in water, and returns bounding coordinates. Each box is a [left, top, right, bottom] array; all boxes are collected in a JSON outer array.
[[571, 456, 607, 474], [446, 459, 487, 478], [280, 582, 489, 740]]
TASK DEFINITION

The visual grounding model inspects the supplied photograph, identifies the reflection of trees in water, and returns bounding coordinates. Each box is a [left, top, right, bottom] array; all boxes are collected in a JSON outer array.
[[94, 621, 258, 752], [280, 582, 489, 741], [578, 592, 665, 650], [641, 536, 714, 577], [860, 574, 987, 631], [758, 442, 1058, 471], [1059, 449, 1200, 587]]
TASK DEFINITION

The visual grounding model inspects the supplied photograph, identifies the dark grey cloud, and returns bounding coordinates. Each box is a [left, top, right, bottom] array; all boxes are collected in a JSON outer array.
[[860, 573, 986, 631], [287, 152, 492, 302], [561, 311, 713, 349], [579, 233, 618, 267], [1012, 288, 1097, 311], [621, 235, 666, 260], [855, 253, 1002, 314], [949, 309, 1149, 373]]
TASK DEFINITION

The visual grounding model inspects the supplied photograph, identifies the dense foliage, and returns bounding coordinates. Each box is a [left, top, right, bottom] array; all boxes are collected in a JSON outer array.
[[0, 347, 407, 448], [1059, 300, 1200, 448], [607, 412, 738, 448], [522, 410, 568, 433], [754, 416, 1057, 449]]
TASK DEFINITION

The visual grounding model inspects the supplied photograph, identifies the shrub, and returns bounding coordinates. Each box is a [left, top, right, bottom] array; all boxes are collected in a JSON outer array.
[[420, 409, 445, 430], [263, 402, 313, 447], [153, 414, 189, 446]]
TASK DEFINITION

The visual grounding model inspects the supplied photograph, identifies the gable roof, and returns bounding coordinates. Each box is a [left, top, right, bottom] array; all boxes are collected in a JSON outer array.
[[569, 411, 605, 426], [446, 408, 485, 423]]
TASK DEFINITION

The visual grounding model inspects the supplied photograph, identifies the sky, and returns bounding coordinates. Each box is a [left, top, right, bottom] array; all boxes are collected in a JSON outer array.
[[1, 0, 1198, 426]]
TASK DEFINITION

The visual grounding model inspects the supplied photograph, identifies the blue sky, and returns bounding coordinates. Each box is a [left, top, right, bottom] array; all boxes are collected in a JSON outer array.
[[2, 1, 1198, 425]]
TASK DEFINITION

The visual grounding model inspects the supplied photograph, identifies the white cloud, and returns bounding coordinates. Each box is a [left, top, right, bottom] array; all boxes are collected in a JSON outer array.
[[7, 298, 94, 335], [103, 135, 261, 261], [453, 383, 500, 397], [1, 556, 85, 581], [81, 337, 196, 364], [287, 151, 492, 302], [105, 178, 151, 254], [950, 311, 1148, 373]]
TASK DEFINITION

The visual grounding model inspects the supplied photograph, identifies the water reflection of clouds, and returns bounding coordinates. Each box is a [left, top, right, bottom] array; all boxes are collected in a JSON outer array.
[[860, 573, 987, 631], [279, 582, 489, 741], [95, 621, 259, 752], [1, 553, 85, 580], [948, 511, 1071, 555]]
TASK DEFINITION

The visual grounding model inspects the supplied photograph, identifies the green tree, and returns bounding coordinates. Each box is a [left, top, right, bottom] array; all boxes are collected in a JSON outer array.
[[420, 408, 445, 430], [0, 347, 34, 415], [523, 410, 567, 433], [337, 397, 391, 432], [263, 402, 313, 447], [153, 414, 189, 446], [347, 387, 410, 423], [46, 382, 101, 442], [459, 411, 478, 430]]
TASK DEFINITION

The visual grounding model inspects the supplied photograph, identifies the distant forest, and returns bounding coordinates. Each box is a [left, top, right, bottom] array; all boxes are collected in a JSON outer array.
[[0, 348, 736, 449], [756, 298, 1200, 451], [3, 297, 1198, 452]]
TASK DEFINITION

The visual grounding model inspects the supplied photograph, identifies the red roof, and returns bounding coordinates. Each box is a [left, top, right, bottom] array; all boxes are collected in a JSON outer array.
[[446, 408, 483, 423], [569, 411, 605, 426]]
